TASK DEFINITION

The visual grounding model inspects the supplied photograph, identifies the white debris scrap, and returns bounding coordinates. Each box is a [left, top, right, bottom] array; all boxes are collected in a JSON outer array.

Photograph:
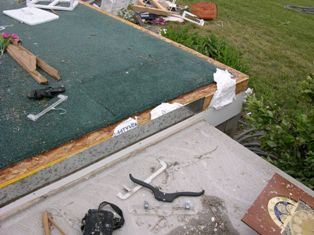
[[113, 117, 138, 136], [150, 102, 183, 120], [210, 68, 236, 110]]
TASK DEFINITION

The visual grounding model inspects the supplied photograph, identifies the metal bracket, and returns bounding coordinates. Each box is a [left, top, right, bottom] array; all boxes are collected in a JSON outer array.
[[27, 94, 68, 121], [26, 0, 79, 11], [117, 160, 167, 200]]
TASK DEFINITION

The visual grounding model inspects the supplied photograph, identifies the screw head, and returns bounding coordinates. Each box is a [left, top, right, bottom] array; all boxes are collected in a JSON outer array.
[[184, 201, 192, 210], [144, 201, 149, 210]]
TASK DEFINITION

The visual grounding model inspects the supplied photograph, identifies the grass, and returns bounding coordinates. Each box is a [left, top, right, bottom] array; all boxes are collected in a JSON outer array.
[[173, 0, 314, 110]]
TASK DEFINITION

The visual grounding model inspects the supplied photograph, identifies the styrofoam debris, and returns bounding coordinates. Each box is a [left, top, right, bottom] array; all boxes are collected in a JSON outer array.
[[3, 7, 59, 26], [150, 102, 183, 120], [163, 16, 184, 22], [165, 0, 177, 10]]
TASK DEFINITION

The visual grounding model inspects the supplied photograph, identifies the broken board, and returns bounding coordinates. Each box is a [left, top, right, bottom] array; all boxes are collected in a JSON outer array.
[[6, 44, 62, 84], [242, 173, 314, 235]]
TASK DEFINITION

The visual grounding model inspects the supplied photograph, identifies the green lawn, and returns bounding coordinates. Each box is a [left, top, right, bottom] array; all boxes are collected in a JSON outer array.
[[177, 0, 314, 110]]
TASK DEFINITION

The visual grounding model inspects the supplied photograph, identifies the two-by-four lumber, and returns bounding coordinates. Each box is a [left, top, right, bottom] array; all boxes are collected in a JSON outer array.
[[42, 211, 66, 235], [130, 4, 177, 17], [150, 0, 168, 11], [36, 57, 61, 81], [42, 211, 51, 235], [7, 44, 61, 84], [7, 44, 48, 84]]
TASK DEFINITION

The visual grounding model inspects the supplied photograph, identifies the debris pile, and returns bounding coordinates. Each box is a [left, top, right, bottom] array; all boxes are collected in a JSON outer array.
[[127, 1, 218, 28], [86, 0, 218, 31]]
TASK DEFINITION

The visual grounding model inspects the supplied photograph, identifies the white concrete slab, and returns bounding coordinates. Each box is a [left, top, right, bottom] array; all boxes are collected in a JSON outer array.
[[0, 120, 313, 235]]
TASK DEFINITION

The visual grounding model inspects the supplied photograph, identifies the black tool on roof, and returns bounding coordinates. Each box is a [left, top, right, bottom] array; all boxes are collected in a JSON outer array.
[[129, 174, 205, 203], [81, 201, 125, 235], [27, 86, 65, 100]]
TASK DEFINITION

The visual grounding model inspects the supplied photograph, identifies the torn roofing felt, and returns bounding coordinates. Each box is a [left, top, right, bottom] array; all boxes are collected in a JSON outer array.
[[0, 2, 216, 168]]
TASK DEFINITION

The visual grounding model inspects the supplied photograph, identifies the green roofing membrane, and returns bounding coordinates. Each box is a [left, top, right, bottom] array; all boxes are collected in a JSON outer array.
[[0, 2, 216, 168]]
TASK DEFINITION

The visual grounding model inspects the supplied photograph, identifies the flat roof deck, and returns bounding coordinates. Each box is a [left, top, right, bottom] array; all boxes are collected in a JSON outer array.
[[1, 120, 313, 234], [0, 1, 248, 204]]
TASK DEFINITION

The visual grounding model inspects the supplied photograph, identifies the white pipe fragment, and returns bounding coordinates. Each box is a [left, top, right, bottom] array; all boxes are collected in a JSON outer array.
[[27, 94, 68, 121]]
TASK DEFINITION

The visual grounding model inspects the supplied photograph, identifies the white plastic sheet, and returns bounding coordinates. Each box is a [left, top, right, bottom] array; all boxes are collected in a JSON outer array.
[[113, 117, 138, 137], [210, 68, 236, 110]]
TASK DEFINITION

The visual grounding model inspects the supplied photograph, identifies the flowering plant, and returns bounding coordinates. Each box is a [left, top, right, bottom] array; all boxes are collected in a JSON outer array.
[[0, 32, 20, 57]]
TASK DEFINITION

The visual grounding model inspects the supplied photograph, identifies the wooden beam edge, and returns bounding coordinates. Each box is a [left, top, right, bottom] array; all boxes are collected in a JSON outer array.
[[130, 5, 173, 17]]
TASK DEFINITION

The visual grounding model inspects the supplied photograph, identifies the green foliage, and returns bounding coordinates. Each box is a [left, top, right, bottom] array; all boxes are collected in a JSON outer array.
[[162, 26, 248, 73], [300, 74, 314, 102], [0, 33, 12, 56], [117, 8, 136, 23], [245, 74, 314, 189]]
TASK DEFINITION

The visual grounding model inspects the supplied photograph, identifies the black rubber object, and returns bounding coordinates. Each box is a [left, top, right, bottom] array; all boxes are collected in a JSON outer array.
[[27, 86, 65, 100], [81, 201, 125, 235], [129, 174, 205, 202]]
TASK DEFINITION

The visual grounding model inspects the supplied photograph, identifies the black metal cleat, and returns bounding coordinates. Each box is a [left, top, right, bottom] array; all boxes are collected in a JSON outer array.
[[129, 174, 205, 203]]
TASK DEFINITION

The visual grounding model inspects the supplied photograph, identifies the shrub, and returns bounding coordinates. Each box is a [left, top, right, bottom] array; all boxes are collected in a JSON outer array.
[[245, 75, 314, 189]]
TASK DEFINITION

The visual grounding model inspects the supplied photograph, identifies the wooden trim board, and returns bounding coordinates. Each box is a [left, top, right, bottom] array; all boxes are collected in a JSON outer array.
[[130, 5, 174, 17], [6, 44, 48, 84], [149, 0, 168, 11], [0, 2, 249, 189]]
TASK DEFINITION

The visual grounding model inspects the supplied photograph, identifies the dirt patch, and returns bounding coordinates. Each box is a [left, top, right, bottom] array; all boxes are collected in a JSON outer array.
[[167, 195, 239, 235]]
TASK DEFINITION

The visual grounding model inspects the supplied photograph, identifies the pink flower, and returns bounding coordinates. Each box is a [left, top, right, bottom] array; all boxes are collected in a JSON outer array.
[[1, 32, 10, 39], [11, 33, 19, 40]]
